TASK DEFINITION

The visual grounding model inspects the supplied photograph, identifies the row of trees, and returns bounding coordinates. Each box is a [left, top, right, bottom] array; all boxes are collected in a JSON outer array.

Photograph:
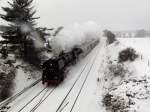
[[115, 29, 150, 38], [135, 29, 150, 37], [103, 30, 116, 44]]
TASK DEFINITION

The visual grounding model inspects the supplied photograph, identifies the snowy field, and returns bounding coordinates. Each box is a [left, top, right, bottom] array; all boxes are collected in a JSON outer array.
[[118, 37, 150, 59], [98, 38, 150, 112]]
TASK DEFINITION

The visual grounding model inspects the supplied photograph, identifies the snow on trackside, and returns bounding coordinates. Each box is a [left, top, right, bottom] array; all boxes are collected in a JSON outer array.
[[13, 60, 41, 94], [98, 40, 150, 112], [50, 21, 101, 55]]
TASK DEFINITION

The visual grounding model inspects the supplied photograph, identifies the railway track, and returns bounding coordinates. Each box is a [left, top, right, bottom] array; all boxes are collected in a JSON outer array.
[[3, 43, 100, 112], [56, 45, 100, 112], [0, 78, 42, 110], [56, 58, 92, 112], [17, 87, 48, 112], [3, 56, 92, 112], [6, 85, 56, 112], [69, 50, 99, 112], [28, 87, 56, 112], [27, 55, 93, 112], [5, 56, 91, 112]]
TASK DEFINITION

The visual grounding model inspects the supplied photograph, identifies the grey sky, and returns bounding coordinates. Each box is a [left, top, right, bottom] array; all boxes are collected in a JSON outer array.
[[1, 0, 150, 30]]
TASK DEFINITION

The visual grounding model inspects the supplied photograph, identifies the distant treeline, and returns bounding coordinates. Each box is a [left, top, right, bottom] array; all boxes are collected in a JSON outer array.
[[114, 29, 150, 38]]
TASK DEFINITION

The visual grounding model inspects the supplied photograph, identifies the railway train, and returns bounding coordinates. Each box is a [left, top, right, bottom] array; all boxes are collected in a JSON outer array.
[[42, 39, 99, 85]]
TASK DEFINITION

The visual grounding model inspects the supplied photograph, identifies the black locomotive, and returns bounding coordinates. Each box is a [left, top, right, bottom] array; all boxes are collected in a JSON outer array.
[[42, 39, 99, 85]]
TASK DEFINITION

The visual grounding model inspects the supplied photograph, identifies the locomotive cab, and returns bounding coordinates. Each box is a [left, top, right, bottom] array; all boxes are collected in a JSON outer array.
[[42, 57, 65, 84], [42, 58, 58, 84]]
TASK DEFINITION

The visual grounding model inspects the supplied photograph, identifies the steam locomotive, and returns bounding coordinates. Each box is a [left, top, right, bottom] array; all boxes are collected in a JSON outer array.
[[42, 39, 99, 85]]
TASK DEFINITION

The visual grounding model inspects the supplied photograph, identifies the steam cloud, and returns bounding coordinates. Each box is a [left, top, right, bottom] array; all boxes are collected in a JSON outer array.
[[51, 21, 101, 55]]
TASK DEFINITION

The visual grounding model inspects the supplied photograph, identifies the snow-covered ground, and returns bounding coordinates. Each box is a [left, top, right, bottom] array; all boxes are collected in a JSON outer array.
[[98, 38, 150, 112], [2, 36, 150, 112], [13, 61, 42, 93], [118, 37, 150, 59]]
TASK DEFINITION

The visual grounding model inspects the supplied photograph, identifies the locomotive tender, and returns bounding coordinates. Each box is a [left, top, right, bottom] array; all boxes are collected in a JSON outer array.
[[42, 39, 99, 85]]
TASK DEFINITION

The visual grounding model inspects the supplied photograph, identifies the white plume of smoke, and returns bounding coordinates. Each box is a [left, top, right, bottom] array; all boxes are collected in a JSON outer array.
[[51, 21, 101, 55], [20, 23, 44, 49], [20, 24, 32, 34], [30, 31, 44, 49]]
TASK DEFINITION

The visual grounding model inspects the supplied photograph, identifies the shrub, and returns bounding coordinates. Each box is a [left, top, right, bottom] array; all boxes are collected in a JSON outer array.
[[0, 62, 16, 101], [108, 63, 128, 77], [103, 30, 116, 44], [118, 48, 138, 63], [102, 76, 150, 112], [103, 93, 126, 111], [102, 92, 134, 112]]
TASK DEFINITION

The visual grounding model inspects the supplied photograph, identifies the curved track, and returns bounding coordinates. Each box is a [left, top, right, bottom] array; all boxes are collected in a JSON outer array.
[[4, 43, 101, 112]]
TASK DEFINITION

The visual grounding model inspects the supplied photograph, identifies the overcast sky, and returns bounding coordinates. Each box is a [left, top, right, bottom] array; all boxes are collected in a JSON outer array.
[[0, 0, 150, 30]]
